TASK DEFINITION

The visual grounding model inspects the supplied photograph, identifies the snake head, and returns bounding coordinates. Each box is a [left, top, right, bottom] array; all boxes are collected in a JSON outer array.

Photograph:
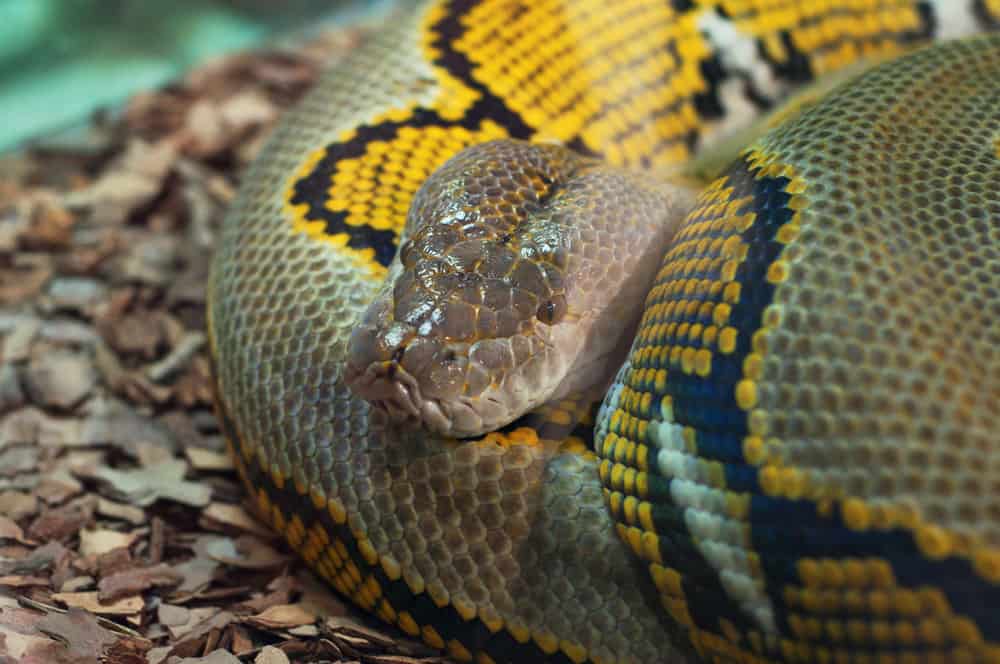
[[344, 139, 692, 438]]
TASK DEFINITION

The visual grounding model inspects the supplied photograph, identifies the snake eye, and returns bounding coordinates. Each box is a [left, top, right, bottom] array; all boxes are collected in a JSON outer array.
[[399, 239, 417, 265], [536, 295, 567, 325]]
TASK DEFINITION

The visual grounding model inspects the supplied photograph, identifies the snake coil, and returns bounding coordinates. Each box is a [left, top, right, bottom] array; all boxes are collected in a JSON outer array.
[[208, 2, 1000, 662]]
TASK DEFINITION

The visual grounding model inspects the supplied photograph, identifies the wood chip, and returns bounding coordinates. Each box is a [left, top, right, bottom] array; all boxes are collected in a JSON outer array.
[[0, 540, 68, 576], [66, 139, 176, 225], [244, 604, 316, 631], [0, 22, 443, 664], [83, 459, 212, 508], [0, 363, 26, 415], [146, 331, 206, 382], [35, 607, 119, 660], [0, 515, 29, 545], [98, 563, 182, 602], [59, 575, 95, 593], [168, 649, 241, 664], [211, 535, 291, 570], [79, 528, 139, 557], [0, 407, 82, 448], [229, 625, 253, 656], [161, 607, 218, 640], [97, 545, 134, 577], [51, 591, 144, 616], [27, 495, 96, 542], [23, 350, 97, 410], [185, 447, 234, 472], [254, 645, 291, 664], [0, 575, 48, 587], [19, 191, 77, 251], [0, 253, 53, 306], [157, 603, 192, 627], [0, 490, 37, 520], [171, 537, 234, 595], [44, 277, 106, 317], [0, 618, 60, 660], [2, 317, 41, 362], [200, 503, 271, 537], [96, 498, 146, 525]]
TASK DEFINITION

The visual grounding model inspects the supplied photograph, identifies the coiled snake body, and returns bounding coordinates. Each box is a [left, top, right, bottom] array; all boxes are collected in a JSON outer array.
[[208, 2, 1000, 662]]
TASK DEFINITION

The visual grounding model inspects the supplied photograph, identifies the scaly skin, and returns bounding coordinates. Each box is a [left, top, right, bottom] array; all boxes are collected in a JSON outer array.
[[344, 140, 694, 438], [207, 2, 1000, 662], [596, 35, 1000, 662]]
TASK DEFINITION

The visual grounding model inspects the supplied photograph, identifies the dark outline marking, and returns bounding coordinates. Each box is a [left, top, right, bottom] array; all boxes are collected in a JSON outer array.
[[288, 0, 536, 270]]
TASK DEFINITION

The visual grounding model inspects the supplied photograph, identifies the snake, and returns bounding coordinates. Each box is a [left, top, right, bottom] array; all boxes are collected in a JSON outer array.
[[206, 2, 1000, 662]]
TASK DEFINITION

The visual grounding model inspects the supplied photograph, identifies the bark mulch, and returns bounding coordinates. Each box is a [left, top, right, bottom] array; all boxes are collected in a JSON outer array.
[[0, 23, 450, 664]]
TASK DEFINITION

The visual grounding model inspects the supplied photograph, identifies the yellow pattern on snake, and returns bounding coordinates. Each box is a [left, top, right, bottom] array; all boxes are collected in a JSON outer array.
[[207, 2, 1000, 662]]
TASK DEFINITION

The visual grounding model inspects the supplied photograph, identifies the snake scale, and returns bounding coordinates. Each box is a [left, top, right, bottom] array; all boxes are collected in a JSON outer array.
[[207, 2, 1000, 662]]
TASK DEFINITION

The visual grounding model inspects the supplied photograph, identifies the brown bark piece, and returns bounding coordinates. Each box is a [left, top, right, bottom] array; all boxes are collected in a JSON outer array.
[[98, 563, 183, 602], [36, 607, 119, 663], [0, 20, 443, 664]]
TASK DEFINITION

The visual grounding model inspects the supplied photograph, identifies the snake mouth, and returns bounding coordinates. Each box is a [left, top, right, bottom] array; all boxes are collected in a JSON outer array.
[[347, 359, 423, 421], [346, 357, 494, 437]]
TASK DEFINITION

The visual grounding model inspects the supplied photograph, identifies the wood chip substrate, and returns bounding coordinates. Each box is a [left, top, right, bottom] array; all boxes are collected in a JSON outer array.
[[0, 25, 451, 664]]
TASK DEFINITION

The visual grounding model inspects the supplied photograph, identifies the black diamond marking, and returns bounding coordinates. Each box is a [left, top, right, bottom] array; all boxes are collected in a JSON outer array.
[[268, 471, 579, 662], [642, 160, 781, 640], [914, 1, 938, 40], [288, 1, 538, 269], [771, 31, 814, 83], [430, 0, 535, 139], [973, 0, 1000, 26], [213, 382, 591, 664], [740, 74, 778, 112], [692, 51, 729, 119], [564, 135, 599, 159], [438, 1, 701, 168], [288, 109, 460, 268]]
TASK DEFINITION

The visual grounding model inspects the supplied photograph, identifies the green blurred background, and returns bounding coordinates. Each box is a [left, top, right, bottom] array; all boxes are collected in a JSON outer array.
[[0, 0, 388, 151]]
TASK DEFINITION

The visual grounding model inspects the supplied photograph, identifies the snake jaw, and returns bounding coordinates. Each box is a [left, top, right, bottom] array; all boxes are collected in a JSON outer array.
[[345, 315, 538, 437], [346, 359, 423, 423], [345, 353, 499, 437]]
